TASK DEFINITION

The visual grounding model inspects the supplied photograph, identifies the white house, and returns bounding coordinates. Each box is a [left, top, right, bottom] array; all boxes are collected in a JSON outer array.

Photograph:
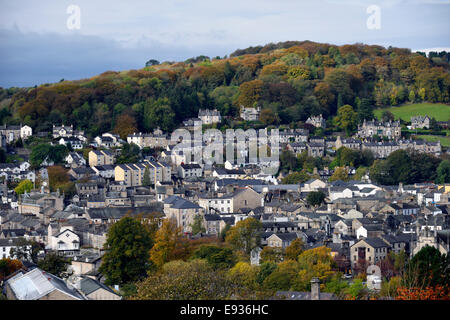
[[65, 152, 86, 167], [329, 187, 354, 201], [20, 125, 33, 140], [240, 106, 260, 121], [302, 179, 327, 192], [59, 137, 83, 150], [48, 225, 80, 257], [178, 163, 203, 178], [0, 238, 30, 259]]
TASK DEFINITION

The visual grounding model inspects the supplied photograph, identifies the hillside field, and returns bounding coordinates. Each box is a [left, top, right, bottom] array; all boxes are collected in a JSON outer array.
[[374, 103, 450, 122]]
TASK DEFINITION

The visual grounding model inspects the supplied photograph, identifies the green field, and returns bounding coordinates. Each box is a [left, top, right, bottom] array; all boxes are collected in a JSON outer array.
[[374, 103, 450, 122], [415, 135, 450, 148]]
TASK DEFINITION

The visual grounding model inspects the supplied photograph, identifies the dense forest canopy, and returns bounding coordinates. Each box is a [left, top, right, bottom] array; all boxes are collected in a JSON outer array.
[[0, 41, 449, 138]]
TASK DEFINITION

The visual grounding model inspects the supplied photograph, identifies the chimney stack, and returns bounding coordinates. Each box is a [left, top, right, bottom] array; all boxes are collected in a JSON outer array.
[[311, 277, 320, 300]]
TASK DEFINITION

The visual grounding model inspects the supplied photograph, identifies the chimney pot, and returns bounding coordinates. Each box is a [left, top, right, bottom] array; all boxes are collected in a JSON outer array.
[[311, 277, 320, 300]]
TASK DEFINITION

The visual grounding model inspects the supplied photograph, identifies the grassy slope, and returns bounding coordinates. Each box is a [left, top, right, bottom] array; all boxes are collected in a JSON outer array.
[[374, 103, 450, 122]]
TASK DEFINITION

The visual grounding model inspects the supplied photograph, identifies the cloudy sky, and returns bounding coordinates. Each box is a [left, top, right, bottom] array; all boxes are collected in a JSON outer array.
[[0, 0, 449, 88]]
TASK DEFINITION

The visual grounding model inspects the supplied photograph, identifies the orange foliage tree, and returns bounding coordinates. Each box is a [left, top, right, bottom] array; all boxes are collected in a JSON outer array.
[[396, 285, 450, 300], [236, 80, 264, 108], [0, 258, 24, 281], [113, 113, 138, 140]]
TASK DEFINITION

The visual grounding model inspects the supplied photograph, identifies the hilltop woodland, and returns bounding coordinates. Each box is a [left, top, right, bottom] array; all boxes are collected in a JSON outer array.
[[94, 216, 450, 300], [0, 41, 448, 139]]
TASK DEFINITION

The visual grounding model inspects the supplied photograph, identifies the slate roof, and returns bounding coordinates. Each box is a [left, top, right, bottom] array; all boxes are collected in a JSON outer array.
[[79, 276, 119, 297], [270, 232, 299, 241], [88, 204, 163, 220], [0, 238, 23, 246], [164, 195, 201, 209], [204, 214, 222, 221], [0, 229, 26, 238], [215, 178, 268, 188], [361, 237, 390, 248]]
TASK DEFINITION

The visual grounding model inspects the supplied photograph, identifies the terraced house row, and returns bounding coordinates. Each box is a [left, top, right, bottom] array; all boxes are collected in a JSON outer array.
[[114, 159, 171, 186]]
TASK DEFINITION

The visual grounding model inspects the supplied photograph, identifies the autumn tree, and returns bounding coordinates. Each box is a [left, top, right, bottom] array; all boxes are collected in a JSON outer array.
[[100, 217, 153, 285], [293, 246, 337, 291], [281, 170, 310, 184], [0, 258, 23, 281], [225, 217, 262, 256], [395, 285, 450, 300], [260, 246, 284, 264], [149, 218, 183, 269], [314, 82, 335, 116], [191, 245, 235, 270], [227, 261, 259, 291], [14, 179, 33, 195], [329, 166, 350, 182], [131, 260, 234, 300], [47, 165, 75, 196], [260, 108, 279, 125], [113, 114, 138, 140], [285, 238, 305, 261], [236, 80, 263, 108], [262, 260, 299, 291], [333, 104, 358, 136]]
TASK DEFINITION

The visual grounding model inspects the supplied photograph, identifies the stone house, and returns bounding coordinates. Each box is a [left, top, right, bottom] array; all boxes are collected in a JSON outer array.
[[178, 163, 203, 179], [240, 106, 260, 121], [307, 142, 325, 157], [350, 238, 390, 268], [410, 115, 430, 129], [59, 137, 83, 150], [114, 160, 171, 187], [286, 142, 307, 155], [306, 114, 326, 128], [65, 152, 86, 168], [357, 119, 401, 140], [163, 195, 203, 233], [0, 124, 21, 143], [198, 109, 222, 124], [68, 167, 96, 180], [93, 133, 122, 148], [89, 149, 115, 167], [18, 191, 64, 223], [127, 128, 169, 149], [267, 233, 299, 248]]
